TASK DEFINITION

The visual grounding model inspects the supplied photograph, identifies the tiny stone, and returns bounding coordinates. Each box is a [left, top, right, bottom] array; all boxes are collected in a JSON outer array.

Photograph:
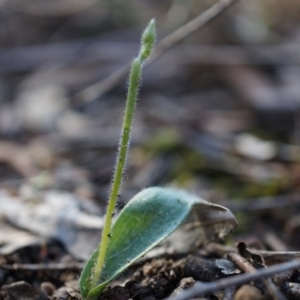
[[40, 282, 56, 296], [234, 284, 264, 300]]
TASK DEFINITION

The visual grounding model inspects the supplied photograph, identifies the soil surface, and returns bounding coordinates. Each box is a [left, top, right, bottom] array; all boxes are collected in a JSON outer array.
[[2, 238, 300, 299]]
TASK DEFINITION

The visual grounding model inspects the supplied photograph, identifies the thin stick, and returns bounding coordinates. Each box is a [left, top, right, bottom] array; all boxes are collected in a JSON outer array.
[[75, 0, 239, 105], [166, 260, 300, 300], [227, 252, 257, 273], [227, 253, 287, 300], [0, 262, 84, 271], [149, 0, 238, 62]]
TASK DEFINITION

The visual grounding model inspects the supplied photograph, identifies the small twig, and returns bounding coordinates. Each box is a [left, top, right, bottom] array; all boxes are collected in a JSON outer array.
[[264, 232, 288, 251], [165, 260, 300, 300], [74, 0, 239, 105], [227, 253, 287, 300], [227, 252, 257, 273], [227, 252, 265, 292], [253, 250, 300, 262], [204, 243, 300, 262], [0, 262, 84, 271], [148, 0, 238, 63]]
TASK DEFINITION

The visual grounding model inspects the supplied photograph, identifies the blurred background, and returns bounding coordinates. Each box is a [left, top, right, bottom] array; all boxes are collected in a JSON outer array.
[[1, 0, 300, 254]]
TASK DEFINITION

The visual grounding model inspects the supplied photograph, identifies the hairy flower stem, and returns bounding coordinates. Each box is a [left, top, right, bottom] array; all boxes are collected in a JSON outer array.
[[90, 19, 156, 290]]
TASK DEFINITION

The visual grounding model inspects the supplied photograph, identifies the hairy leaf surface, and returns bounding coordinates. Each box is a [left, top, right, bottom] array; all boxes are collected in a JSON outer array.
[[79, 187, 237, 299]]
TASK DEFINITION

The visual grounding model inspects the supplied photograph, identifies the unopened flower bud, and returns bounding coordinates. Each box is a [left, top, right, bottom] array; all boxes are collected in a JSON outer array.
[[140, 19, 156, 62]]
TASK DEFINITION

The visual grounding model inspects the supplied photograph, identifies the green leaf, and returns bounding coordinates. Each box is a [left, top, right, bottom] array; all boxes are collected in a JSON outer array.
[[79, 187, 237, 299]]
